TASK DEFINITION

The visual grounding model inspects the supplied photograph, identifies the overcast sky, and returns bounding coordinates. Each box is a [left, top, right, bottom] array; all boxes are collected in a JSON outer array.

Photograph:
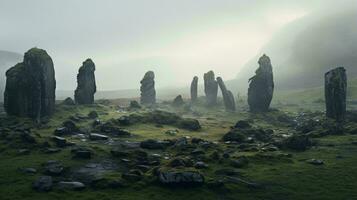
[[0, 0, 353, 90]]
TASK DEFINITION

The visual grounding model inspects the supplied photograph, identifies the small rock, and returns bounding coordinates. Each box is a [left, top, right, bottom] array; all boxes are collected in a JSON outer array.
[[73, 150, 92, 159], [52, 136, 67, 147], [44, 160, 64, 176], [62, 97, 75, 105], [165, 129, 178, 136], [21, 168, 37, 174], [234, 120, 251, 129], [32, 176, 53, 192], [89, 133, 109, 140], [306, 159, 324, 165], [57, 181, 85, 190], [130, 100, 142, 109], [140, 139, 168, 150], [194, 161, 208, 169], [88, 111, 98, 119], [158, 170, 204, 186]]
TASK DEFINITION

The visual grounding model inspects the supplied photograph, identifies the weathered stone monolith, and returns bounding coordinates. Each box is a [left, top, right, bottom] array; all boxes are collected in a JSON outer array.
[[325, 67, 347, 121], [190, 76, 198, 103], [4, 48, 56, 120], [247, 54, 274, 112], [140, 71, 156, 105], [204, 71, 218, 106], [74, 59, 96, 104], [217, 77, 236, 111]]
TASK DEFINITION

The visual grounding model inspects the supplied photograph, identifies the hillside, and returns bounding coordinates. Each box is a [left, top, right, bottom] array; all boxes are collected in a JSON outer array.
[[233, 7, 357, 93]]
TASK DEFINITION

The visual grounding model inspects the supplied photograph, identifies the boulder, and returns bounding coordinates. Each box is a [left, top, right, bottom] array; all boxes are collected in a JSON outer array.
[[4, 48, 56, 120], [283, 135, 312, 151], [129, 100, 141, 109], [140, 71, 156, 105], [190, 76, 198, 103], [217, 77, 236, 111], [140, 139, 169, 149], [247, 54, 274, 112], [88, 111, 98, 119], [158, 170, 204, 186], [178, 118, 201, 131], [62, 97, 75, 105], [204, 71, 218, 106], [32, 176, 53, 192], [74, 59, 96, 104], [172, 95, 185, 107], [44, 160, 64, 176], [325, 67, 347, 121]]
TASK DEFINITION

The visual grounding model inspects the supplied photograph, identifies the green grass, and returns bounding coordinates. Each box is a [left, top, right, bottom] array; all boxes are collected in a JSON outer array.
[[1, 99, 357, 200]]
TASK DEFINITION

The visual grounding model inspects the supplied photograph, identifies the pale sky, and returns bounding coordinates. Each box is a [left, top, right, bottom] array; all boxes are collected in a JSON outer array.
[[0, 0, 352, 90]]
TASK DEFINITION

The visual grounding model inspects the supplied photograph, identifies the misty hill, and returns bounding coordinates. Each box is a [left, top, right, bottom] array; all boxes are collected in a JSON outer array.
[[0, 50, 22, 100], [232, 8, 357, 93]]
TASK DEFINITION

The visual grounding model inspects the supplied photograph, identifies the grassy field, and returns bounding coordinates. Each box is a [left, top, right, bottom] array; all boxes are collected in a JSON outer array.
[[0, 96, 357, 200]]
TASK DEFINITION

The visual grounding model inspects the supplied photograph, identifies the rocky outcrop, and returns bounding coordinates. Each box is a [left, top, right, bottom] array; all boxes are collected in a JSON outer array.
[[217, 77, 236, 111], [204, 71, 218, 106], [4, 48, 56, 120], [74, 59, 96, 104], [247, 55, 274, 112], [190, 76, 198, 103], [325, 67, 347, 121], [140, 71, 156, 105]]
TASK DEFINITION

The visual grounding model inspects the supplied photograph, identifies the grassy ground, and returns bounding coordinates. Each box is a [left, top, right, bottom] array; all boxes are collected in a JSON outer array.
[[0, 98, 357, 200]]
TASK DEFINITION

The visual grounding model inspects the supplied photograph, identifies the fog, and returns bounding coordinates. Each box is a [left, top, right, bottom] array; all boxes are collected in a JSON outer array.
[[0, 0, 354, 91]]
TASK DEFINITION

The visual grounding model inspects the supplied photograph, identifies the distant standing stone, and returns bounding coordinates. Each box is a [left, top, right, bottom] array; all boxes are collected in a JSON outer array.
[[172, 95, 184, 107], [204, 71, 218, 106], [140, 71, 156, 105], [217, 77, 236, 111], [247, 54, 274, 112], [4, 48, 56, 120], [325, 67, 347, 121], [190, 76, 198, 103], [74, 59, 96, 104]]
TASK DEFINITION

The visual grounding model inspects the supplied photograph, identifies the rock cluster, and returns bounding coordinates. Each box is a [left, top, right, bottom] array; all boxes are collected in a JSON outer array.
[[140, 71, 156, 105], [217, 77, 236, 111], [4, 48, 56, 120], [247, 54, 274, 112], [190, 76, 198, 103], [74, 59, 96, 104], [325, 67, 347, 121], [204, 71, 218, 106]]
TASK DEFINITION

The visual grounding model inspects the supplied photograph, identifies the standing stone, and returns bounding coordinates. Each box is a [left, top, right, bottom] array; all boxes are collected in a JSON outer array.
[[74, 59, 96, 104], [217, 77, 236, 111], [4, 48, 56, 120], [247, 54, 274, 113], [190, 76, 198, 103], [172, 95, 184, 107], [140, 71, 156, 105], [325, 67, 347, 121], [204, 71, 218, 106]]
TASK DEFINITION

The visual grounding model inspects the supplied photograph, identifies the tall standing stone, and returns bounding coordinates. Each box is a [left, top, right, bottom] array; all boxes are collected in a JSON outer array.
[[247, 54, 274, 113], [217, 77, 236, 111], [140, 71, 156, 105], [325, 67, 347, 121], [190, 76, 198, 103], [4, 48, 56, 120], [204, 71, 218, 106], [74, 59, 96, 104]]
